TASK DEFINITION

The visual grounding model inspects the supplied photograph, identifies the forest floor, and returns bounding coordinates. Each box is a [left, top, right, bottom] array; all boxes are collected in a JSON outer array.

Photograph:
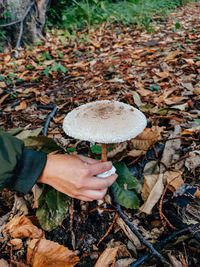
[[0, 2, 200, 267]]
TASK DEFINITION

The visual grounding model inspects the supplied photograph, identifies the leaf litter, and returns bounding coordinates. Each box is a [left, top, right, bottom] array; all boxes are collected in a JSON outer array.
[[0, 2, 200, 267]]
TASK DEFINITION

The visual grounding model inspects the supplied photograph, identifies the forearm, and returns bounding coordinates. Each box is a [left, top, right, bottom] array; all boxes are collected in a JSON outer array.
[[0, 131, 47, 193]]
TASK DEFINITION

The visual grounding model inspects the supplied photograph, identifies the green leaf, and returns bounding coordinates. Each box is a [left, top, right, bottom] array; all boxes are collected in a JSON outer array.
[[149, 84, 160, 92], [36, 186, 70, 231], [111, 182, 140, 209], [194, 119, 200, 124], [114, 162, 141, 193], [91, 145, 102, 154], [67, 147, 76, 154]]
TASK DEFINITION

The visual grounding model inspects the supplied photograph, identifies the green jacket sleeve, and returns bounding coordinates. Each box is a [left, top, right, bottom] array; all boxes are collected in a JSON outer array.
[[0, 130, 47, 194]]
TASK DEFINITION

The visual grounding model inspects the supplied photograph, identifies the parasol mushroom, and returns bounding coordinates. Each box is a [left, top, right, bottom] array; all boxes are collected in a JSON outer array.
[[63, 100, 147, 177]]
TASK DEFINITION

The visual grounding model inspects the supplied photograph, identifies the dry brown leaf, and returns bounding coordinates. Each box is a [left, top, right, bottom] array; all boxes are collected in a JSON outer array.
[[155, 72, 169, 79], [53, 115, 65, 124], [0, 81, 6, 88], [0, 93, 10, 105], [8, 238, 23, 250], [4, 54, 11, 64], [141, 174, 159, 201], [32, 185, 43, 209], [107, 142, 127, 159], [38, 95, 51, 105], [15, 101, 27, 111], [128, 149, 146, 157], [129, 126, 162, 151], [164, 51, 180, 62], [194, 83, 200, 95], [164, 96, 187, 105], [21, 88, 39, 96], [6, 215, 44, 239], [27, 239, 80, 267], [181, 126, 200, 135], [116, 217, 141, 248], [94, 247, 119, 267], [164, 170, 184, 192], [136, 88, 152, 97], [140, 173, 164, 214]]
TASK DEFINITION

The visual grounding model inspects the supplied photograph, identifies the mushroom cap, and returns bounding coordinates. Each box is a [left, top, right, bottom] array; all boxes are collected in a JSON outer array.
[[63, 100, 147, 144]]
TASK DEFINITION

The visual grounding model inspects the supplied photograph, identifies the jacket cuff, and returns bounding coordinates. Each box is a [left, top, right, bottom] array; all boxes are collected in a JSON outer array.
[[11, 148, 47, 194]]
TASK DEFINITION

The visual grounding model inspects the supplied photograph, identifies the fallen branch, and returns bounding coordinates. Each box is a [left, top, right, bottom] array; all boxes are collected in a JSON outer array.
[[130, 223, 200, 267], [110, 186, 164, 261], [43, 106, 58, 136]]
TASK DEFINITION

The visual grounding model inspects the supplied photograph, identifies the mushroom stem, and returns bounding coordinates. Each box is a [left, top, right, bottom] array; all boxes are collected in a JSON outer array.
[[101, 143, 107, 162]]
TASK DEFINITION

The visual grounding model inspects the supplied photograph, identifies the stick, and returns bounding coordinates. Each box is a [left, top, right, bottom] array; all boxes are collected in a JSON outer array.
[[130, 223, 200, 267], [110, 186, 164, 261], [43, 106, 57, 136]]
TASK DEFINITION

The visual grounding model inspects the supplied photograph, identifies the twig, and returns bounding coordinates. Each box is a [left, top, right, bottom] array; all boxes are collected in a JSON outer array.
[[0, 1, 35, 50], [97, 212, 118, 246], [130, 223, 200, 267], [179, 254, 187, 267], [110, 186, 164, 261], [0, 19, 21, 27], [152, 144, 158, 158], [159, 177, 178, 230], [70, 198, 76, 250], [43, 106, 58, 136]]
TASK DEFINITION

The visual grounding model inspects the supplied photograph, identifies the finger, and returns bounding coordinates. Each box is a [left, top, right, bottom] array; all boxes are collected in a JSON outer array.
[[84, 174, 118, 190], [79, 188, 107, 201], [89, 161, 113, 176], [77, 155, 100, 164]]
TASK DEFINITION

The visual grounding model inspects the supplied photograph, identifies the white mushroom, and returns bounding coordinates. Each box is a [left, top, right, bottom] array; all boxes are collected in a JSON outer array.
[[63, 100, 147, 176]]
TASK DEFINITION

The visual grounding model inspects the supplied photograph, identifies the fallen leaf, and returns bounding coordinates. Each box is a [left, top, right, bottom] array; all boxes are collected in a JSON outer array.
[[32, 184, 43, 209], [6, 215, 44, 238], [8, 238, 23, 250], [116, 217, 141, 247], [38, 95, 51, 105], [27, 239, 80, 267], [164, 51, 180, 62], [181, 126, 200, 135], [0, 81, 6, 88], [15, 101, 27, 111], [4, 54, 11, 64], [155, 72, 169, 79], [0, 93, 10, 105], [94, 247, 119, 267], [164, 170, 184, 192], [141, 174, 159, 201], [185, 151, 200, 174], [53, 115, 65, 124], [129, 126, 163, 151], [140, 173, 164, 214], [194, 83, 200, 95]]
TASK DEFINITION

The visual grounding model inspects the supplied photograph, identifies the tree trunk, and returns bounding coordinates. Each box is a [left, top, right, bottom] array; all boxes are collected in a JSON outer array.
[[3, 0, 49, 48]]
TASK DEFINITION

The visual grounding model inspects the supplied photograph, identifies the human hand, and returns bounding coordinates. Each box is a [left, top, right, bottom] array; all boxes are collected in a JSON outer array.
[[37, 154, 117, 201]]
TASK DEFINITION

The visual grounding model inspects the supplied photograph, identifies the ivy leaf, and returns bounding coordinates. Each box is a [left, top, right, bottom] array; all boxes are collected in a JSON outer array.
[[111, 182, 140, 209], [114, 162, 142, 193], [36, 186, 70, 231]]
